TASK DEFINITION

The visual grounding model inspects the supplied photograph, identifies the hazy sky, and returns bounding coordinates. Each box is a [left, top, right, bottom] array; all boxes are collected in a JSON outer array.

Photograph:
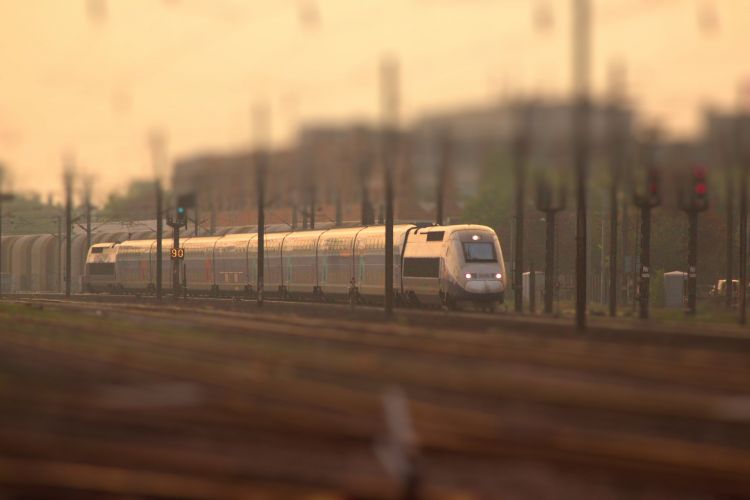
[[0, 0, 748, 201]]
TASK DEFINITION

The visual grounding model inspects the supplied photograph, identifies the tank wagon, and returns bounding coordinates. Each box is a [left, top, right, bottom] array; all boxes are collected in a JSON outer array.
[[83, 224, 507, 308], [0, 231, 152, 294]]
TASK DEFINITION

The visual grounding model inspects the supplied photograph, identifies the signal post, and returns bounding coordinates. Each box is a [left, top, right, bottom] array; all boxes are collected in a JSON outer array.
[[167, 217, 182, 296], [738, 113, 748, 325], [634, 167, 661, 319], [679, 166, 709, 316], [167, 195, 191, 298]]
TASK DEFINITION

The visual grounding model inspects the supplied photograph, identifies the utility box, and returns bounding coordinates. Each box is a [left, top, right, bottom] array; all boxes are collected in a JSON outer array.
[[663, 271, 687, 308], [522, 271, 545, 307]]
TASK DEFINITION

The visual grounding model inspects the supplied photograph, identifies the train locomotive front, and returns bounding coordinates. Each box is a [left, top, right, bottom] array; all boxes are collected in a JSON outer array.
[[82, 243, 118, 292], [446, 227, 506, 307], [401, 225, 506, 309]]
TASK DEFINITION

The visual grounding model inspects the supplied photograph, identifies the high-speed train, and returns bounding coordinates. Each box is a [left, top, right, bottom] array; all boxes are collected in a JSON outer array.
[[83, 224, 507, 308]]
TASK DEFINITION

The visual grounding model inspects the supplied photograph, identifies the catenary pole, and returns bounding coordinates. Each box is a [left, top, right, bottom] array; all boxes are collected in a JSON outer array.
[[726, 171, 734, 307], [607, 106, 621, 317], [512, 103, 528, 314], [252, 103, 271, 308], [156, 181, 163, 300], [256, 153, 266, 307], [64, 166, 73, 297], [0, 165, 6, 297], [572, 0, 592, 330], [0, 176, 4, 297], [149, 132, 166, 302], [436, 130, 450, 226], [638, 204, 651, 319], [57, 215, 62, 293], [739, 115, 748, 324], [380, 56, 399, 318]]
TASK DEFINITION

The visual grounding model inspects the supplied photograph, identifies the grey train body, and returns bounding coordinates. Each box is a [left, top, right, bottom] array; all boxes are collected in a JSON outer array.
[[83, 224, 507, 307]]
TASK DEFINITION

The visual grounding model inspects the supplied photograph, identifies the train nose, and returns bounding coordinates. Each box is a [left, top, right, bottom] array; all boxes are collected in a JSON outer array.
[[463, 272, 504, 294], [465, 279, 504, 294]]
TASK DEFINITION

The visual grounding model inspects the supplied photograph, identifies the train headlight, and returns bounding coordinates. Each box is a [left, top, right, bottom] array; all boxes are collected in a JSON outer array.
[[465, 273, 472, 279], [495, 273, 502, 279], [472, 234, 479, 241]]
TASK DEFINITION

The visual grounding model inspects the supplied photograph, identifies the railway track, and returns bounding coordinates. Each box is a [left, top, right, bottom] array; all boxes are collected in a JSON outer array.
[[12, 291, 750, 348], [0, 297, 749, 498]]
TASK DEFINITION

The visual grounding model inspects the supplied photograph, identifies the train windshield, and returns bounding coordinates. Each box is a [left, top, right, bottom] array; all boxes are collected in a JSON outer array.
[[462, 242, 496, 262]]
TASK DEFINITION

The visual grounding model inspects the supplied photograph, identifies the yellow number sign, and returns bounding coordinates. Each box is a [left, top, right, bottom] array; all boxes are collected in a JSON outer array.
[[171, 247, 185, 260]]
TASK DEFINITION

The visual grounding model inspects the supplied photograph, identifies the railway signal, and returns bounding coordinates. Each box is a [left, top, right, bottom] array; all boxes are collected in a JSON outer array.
[[691, 166, 708, 210], [176, 205, 186, 224], [176, 192, 195, 229], [634, 163, 661, 320], [679, 165, 710, 315], [166, 201, 189, 299]]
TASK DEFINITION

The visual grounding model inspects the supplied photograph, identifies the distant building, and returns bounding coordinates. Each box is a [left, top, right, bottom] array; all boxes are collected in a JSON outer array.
[[171, 98, 633, 231]]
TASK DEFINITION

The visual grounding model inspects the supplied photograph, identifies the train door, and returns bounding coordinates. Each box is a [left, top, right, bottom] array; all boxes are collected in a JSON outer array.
[[401, 228, 443, 305]]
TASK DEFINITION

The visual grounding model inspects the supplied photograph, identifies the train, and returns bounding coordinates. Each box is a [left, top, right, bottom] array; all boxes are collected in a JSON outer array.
[[0, 222, 307, 294], [83, 224, 507, 309]]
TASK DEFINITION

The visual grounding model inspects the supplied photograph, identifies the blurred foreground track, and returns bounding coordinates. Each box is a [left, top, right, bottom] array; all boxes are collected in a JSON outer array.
[[0, 298, 750, 499]]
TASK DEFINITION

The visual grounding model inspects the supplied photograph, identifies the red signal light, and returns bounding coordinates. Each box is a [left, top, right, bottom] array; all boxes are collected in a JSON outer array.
[[695, 183, 707, 196]]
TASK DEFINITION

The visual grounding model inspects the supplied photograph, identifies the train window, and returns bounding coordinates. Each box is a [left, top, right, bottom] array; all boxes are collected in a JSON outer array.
[[87, 263, 115, 275], [426, 231, 444, 242], [403, 257, 440, 278], [91, 247, 104, 254], [462, 242, 496, 262]]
